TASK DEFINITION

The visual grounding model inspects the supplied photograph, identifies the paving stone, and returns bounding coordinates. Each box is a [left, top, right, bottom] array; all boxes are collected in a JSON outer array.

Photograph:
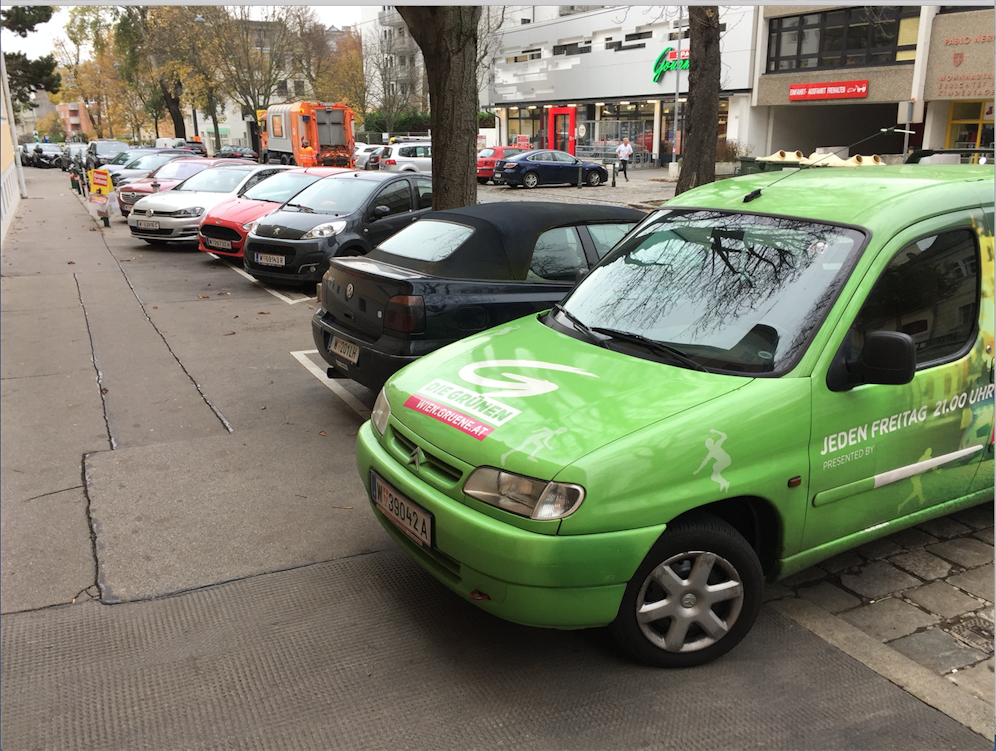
[[973, 527, 994, 545], [947, 657, 995, 704], [818, 550, 863, 574], [839, 561, 921, 600], [948, 563, 995, 602], [906, 581, 982, 619], [951, 503, 994, 531], [840, 597, 939, 642], [887, 527, 939, 550], [890, 628, 987, 674], [975, 605, 995, 622], [763, 583, 791, 602], [927, 538, 994, 569], [855, 538, 904, 560], [780, 566, 826, 588], [916, 517, 972, 539], [797, 582, 861, 613], [890, 549, 953, 581]]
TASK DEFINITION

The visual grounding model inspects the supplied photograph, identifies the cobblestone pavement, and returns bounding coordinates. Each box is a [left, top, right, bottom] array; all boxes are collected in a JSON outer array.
[[477, 165, 677, 210], [768, 502, 994, 703]]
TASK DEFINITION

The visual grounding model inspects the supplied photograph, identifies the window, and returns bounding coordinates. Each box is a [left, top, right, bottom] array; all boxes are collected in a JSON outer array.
[[767, 7, 919, 72], [528, 227, 585, 282], [373, 180, 413, 216], [588, 223, 636, 259], [852, 229, 979, 365], [294, 80, 305, 96], [271, 115, 283, 138], [553, 42, 591, 56], [506, 48, 542, 63], [415, 179, 433, 209]]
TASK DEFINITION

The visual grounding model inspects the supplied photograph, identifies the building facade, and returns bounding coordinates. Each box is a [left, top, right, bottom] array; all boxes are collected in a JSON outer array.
[[484, 5, 757, 165]]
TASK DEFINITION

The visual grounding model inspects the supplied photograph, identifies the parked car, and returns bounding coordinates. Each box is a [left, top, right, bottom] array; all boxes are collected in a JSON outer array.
[[365, 147, 385, 171], [495, 149, 609, 188], [354, 144, 384, 170], [118, 157, 251, 216], [61, 143, 87, 171], [32, 142, 63, 168], [354, 163, 995, 669], [313, 202, 643, 391], [215, 145, 259, 160], [477, 146, 528, 184], [379, 141, 432, 173], [182, 140, 208, 157], [198, 167, 353, 259], [106, 149, 191, 186], [243, 172, 433, 286], [128, 163, 289, 245], [18, 143, 33, 166], [85, 139, 129, 170]]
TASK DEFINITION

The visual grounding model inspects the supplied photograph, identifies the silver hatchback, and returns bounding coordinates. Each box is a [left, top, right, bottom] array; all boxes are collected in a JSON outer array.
[[379, 142, 431, 173]]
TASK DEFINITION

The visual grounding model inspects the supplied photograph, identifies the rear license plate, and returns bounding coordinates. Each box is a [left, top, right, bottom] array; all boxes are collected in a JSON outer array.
[[137, 220, 160, 230], [330, 335, 359, 364], [207, 237, 233, 250], [255, 253, 285, 266], [371, 472, 433, 547]]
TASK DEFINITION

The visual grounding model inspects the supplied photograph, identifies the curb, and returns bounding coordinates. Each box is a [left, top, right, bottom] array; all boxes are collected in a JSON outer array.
[[771, 596, 995, 741]]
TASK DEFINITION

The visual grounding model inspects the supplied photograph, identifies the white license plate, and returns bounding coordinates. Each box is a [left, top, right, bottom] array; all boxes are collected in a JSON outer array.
[[255, 253, 285, 266], [330, 335, 359, 364], [207, 237, 232, 250], [371, 472, 433, 547], [137, 220, 160, 230]]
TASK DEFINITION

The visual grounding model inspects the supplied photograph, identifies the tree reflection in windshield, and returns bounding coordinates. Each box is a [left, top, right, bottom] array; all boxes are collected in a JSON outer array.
[[563, 210, 866, 374]]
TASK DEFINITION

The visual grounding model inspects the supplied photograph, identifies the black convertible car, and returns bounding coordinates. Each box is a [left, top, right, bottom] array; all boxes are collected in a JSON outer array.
[[312, 202, 645, 390]]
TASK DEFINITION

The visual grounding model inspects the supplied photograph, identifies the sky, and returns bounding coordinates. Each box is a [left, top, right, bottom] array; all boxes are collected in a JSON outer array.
[[0, 5, 367, 57]]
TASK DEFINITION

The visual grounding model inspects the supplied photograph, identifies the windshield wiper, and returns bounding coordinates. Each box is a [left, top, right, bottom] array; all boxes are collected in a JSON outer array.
[[590, 327, 710, 373], [551, 303, 606, 348], [284, 202, 314, 213]]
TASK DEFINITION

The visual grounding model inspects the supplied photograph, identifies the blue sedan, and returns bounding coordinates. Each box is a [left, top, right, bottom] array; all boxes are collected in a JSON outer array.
[[494, 149, 608, 188]]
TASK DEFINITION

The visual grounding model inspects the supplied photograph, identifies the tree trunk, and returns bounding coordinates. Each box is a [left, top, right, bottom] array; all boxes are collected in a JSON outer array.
[[160, 78, 186, 140], [675, 6, 721, 196], [397, 6, 481, 211]]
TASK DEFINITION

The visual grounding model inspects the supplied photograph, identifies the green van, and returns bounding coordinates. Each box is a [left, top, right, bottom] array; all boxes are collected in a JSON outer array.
[[355, 164, 994, 667]]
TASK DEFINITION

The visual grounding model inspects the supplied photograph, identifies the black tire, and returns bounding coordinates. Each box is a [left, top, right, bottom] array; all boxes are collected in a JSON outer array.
[[609, 515, 762, 668], [288, 157, 296, 166], [586, 170, 603, 187], [279, 154, 288, 165], [522, 171, 539, 189], [477, 177, 488, 184]]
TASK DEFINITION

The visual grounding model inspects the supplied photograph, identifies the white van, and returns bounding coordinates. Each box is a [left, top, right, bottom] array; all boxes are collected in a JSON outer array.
[[155, 137, 186, 149]]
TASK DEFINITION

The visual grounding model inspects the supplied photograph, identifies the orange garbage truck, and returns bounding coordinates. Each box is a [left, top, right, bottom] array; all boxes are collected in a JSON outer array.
[[259, 102, 355, 167]]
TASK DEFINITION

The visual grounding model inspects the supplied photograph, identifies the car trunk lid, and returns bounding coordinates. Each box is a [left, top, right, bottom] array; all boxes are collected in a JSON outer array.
[[323, 257, 429, 340]]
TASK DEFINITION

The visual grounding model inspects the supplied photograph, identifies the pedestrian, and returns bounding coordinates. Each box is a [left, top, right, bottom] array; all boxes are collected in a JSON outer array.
[[300, 139, 316, 167], [615, 137, 633, 182]]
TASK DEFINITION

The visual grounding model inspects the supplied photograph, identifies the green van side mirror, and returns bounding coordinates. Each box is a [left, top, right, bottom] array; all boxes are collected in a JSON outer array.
[[827, 330, 916, 392]]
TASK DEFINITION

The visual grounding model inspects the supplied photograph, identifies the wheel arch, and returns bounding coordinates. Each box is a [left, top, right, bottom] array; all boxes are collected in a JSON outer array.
[[666, 495, 781, 578]]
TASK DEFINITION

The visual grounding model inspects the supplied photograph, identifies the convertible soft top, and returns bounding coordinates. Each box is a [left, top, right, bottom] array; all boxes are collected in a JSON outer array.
[[367, 202, 646, 280]]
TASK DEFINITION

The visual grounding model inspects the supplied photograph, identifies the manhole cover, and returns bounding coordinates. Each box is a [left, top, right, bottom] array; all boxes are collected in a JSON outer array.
[[950, 616, 994, 653]]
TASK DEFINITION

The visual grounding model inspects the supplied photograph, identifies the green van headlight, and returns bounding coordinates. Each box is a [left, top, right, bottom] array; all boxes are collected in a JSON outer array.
[[464, 467, 585, 520], [371, 388, 391, 435]]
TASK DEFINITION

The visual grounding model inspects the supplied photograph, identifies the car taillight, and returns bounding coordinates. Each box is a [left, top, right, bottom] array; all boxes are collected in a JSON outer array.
[[384, 295, 425, 334], [384, 159, 397, 165]]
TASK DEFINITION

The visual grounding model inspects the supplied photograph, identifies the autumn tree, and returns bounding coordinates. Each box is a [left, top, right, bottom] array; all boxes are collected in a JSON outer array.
[[318, 29, 367, 120], [397, 6, 481, 210], [675, 6, 721, 195], [57, 10, 123, 138]]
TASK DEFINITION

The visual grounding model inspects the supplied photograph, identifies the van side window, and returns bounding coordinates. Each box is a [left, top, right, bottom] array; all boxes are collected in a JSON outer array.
[[852, 228, 979, 366], [374, 180, 413, 215]]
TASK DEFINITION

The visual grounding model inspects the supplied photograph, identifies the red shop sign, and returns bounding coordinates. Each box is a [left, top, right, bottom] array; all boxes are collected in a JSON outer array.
[[789, 80, 869, 101]]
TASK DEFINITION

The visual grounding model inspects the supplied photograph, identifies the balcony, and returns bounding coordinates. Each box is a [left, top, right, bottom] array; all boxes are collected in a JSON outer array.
[[378, 8, 404, 27], [69, 117, 81, 125]]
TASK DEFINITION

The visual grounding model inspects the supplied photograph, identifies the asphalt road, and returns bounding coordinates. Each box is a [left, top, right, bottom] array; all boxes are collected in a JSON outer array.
[[0, 167, 991, 750]]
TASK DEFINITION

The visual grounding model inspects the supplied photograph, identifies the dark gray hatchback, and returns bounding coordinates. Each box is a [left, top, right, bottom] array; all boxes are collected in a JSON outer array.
[[242, 171, 433, 286]]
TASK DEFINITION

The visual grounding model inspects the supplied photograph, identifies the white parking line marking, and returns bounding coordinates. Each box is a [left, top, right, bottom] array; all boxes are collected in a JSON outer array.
[[291, 350, 371, 420], [210, 253, 315, 305]]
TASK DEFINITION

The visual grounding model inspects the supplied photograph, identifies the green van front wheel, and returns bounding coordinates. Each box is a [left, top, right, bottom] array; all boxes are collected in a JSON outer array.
[[610, 515, 763, 668]]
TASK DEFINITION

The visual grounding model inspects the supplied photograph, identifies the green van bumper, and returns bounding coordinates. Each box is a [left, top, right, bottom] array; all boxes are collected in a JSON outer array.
[[355, 421, 666, 629]]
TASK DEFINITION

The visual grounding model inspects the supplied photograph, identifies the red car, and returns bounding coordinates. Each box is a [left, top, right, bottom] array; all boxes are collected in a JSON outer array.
[[477, 146, 528, 184], [118, 157, 250, 216], [197, 167, 354, 259]]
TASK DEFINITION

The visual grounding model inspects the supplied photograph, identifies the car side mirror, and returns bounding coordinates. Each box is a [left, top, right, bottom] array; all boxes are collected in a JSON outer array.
[[827, 330, 916, 392], [372, 205, 391, 219]]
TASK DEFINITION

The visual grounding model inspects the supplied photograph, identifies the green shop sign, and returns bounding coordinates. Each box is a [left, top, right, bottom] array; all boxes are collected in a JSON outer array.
[[652, 47, 690, 82]]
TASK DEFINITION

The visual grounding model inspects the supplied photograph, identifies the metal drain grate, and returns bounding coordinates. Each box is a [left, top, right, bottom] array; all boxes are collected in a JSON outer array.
[[950, 616, 994, 653]]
